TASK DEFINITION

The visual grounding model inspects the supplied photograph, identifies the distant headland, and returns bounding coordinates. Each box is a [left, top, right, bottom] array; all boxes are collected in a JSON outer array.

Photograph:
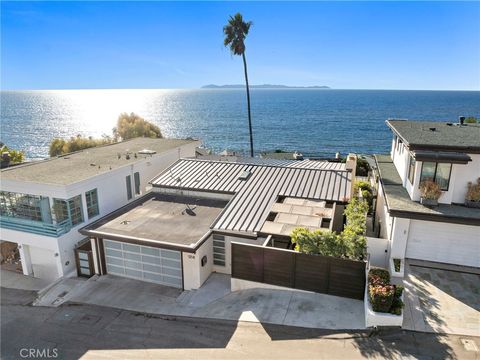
[[201, 84, 330, 89]]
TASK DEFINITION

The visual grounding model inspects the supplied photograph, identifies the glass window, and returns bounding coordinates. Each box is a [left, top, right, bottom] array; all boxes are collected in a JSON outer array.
[[213, 234, 226, 266], [126, 175, 132, 200], [53, 199, 69, 223], [408, 155, 416, 185], [68, 195, 84, 226], [0, 191, 47, 222], [134, 172, 141, 195], [420, 162, 452, 191], [85, 189, 99, 219], [435, 163, 452, 191]]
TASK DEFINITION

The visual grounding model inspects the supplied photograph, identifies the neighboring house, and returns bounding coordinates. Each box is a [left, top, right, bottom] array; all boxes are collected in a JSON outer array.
[[0, 138, 199, 281], [374, 119, 480, 273], [80, 156, 356, 290]]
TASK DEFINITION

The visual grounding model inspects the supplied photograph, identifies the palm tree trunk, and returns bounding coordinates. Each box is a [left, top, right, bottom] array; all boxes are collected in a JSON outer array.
[[242, 52, 254, 157]]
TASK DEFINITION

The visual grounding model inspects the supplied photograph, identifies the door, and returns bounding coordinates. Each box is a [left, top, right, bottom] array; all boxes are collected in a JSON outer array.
[[75, 249, 94, 278], [406, 220, 480, 268], [103, 239, 183, 288]]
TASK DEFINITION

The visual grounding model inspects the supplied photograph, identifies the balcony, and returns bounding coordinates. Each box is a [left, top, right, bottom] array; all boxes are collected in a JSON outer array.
[[0, 216, 72, 237]]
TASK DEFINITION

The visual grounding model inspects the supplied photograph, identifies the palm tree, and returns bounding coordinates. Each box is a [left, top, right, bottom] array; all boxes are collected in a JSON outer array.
[[223, 13, 254, 157]]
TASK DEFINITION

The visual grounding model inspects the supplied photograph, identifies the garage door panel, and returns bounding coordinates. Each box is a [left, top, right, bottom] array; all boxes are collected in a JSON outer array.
[[104, 240, 183, 288], [406, 220, 480, 268]]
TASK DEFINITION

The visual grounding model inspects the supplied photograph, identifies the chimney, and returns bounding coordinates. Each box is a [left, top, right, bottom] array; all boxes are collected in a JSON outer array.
[[345, 153, 357, 200], [459, 116, 465, 125]]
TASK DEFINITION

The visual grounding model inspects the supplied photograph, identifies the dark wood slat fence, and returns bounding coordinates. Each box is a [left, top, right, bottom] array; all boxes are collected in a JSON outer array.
[[232, 242, 366, 300]]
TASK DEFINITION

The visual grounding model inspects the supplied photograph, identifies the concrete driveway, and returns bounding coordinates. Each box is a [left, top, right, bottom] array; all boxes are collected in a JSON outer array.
[[35, 273, 365, 330], [403, 264, 480, 336]]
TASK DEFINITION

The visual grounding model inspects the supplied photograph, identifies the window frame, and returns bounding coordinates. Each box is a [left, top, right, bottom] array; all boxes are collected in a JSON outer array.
[[85, 189, 99, 219], [212, 234, 226, 267], [419, 162, 452, 191], [126, 175, 133, 200], [407, 154, 416, 185], [134, 172, 141, 195]]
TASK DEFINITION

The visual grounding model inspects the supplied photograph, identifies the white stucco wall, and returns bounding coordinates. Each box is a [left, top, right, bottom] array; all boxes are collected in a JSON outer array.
[[182, 236, 214, 291], [0, 142, 197, 281]]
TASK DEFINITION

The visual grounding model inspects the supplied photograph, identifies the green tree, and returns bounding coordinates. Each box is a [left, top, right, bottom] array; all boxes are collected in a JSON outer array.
[[113, 112, 162, 141], [224, 13, 254, 157], [0, 143, 25, 164]]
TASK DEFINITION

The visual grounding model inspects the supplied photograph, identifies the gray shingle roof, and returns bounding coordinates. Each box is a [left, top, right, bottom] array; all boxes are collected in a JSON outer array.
[[386, 120, 480, 152], [1, 138, 198, 186], [375, 154, 480, 225], [151, 159, 352, 234]]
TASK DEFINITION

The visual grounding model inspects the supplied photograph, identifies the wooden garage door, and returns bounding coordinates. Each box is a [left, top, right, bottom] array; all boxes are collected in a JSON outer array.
[[104, 239, 183, 288], [406, 220, 480, 268]]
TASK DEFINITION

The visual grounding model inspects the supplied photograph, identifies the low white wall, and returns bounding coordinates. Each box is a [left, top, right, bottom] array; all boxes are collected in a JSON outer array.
[[28, 245, 60, 282], [154, 188, 233, 201]]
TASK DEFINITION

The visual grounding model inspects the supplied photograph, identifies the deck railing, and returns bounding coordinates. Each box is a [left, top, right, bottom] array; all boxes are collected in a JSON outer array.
[[0, 216, 72, 237]]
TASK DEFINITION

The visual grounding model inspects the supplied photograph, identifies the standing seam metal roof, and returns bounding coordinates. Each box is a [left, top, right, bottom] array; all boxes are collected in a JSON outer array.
[[151, 159, 352, 234]]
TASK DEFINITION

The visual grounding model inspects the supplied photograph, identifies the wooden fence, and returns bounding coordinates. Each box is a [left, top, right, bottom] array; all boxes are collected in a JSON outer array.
[[231, 242, 366, 300]]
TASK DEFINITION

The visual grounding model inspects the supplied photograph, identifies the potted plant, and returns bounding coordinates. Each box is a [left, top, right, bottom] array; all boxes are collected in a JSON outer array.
[[465, 178, 480, 208], [419, 180, 441, 206]]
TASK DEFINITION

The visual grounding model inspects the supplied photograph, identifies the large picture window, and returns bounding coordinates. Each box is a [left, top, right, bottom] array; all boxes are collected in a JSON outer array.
[[420, 162, 452, 191], [0, 191, 48, 222]]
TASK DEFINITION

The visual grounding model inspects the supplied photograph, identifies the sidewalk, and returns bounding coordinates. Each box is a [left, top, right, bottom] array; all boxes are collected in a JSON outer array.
[[34, 273, 366, 330], [0, 269, 52, 291]]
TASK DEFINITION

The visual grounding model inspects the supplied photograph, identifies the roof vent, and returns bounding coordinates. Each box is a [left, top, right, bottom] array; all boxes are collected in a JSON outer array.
[[139, 149, 156, 155], [238, 170, 252, 181], [429, 127, 436, 132], [459, 116, 465, 125], [446, 123, 453, 126]]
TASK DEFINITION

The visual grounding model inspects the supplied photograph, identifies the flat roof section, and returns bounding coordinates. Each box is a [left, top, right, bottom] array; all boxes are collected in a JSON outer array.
[[1, 138, 198, 186], [151, 158, 352, 234], [375, 154, 480, 226], [80, 193, 228, 251], [386, 120, 480, 153]]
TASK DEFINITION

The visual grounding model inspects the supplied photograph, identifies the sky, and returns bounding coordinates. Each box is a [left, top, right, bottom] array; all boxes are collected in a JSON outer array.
[[1, 1, 479, 90]]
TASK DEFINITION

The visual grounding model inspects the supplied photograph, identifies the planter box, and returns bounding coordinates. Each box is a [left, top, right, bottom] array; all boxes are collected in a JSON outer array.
[[465, 200, 480, 209], [420, 197, 438, 207], [389, 258, 404, 281], [365, 289, 404, 327]]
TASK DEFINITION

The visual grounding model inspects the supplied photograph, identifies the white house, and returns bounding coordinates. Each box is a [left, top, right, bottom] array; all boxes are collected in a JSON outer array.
[[80, 157, 356, 290], [374, 119, 480, 275], [0, 138, 199, 281]]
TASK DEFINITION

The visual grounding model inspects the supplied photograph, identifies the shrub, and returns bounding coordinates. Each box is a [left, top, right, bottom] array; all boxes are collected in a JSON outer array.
[[389, 296, 404, 315], [49, 135, 112, 157], [419, 180, 442, 200], [368, 268, 390, 286], [342, 197, 369, 260], [465, 116, 477, 124], [113, 112, 163, 140], [356, 157, 370, 176], [369, 284, 395, 312], [393, 258, 401, 273], [466, 178, 480, 202], [395, 285, 404, 298], [354, 180, 374, 213], [291, 228, 344, 257], [0, 143, 25, 164]]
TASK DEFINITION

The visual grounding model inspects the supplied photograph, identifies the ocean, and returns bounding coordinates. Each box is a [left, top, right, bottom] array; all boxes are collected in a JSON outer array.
[[1, 89, 479, 160]]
